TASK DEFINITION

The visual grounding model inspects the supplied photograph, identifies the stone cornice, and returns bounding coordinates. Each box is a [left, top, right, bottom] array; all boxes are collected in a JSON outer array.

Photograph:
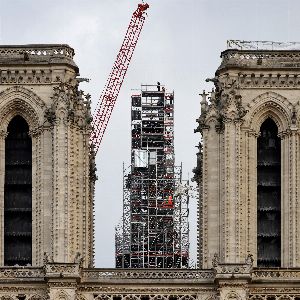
[[81, 268, 215, 284], [218, 49, 300, 73], [0, 68, 75, 85], [0, 44, 78, 74], [220, 72, 300, 89]]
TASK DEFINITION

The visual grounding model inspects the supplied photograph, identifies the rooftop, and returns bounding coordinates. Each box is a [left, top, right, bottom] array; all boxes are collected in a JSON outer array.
[[0, 44, 77, 70], [227, 40, 300, 51], [217, 40, 300, 73]]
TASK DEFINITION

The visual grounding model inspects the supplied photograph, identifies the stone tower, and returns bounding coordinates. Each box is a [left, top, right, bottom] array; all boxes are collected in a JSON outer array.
[[195, 41, 300, 270], [0, 45, 95, 268]]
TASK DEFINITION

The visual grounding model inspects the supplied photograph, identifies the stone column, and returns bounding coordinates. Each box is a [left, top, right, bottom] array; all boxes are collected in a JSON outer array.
[[45, 261, 81, 300], [280, 129, 298, 267], [247, 130, 258, 265], [239, 127, 250, 262], [42, 124, 54, 265], [30, 127, 44, 266], [213, 255, 252, 300], [203, 119, 221, 268], [218, 129, 225, 265], [290, 128, 298, 267], [52, 110, 69, 263], [199, 126, 209, 268], [222, 119, 242, 263], [0, 130, 7, 265], [280, 131, 289, 267], [296, 129, 300, 266]]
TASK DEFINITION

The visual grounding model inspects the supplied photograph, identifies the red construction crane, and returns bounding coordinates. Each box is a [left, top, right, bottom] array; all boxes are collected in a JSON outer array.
[[91, 3, 149, 154]]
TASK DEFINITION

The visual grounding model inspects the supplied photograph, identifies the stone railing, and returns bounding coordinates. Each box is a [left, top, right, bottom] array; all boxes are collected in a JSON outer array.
[[0, 266, 215, 282], [2, 266, 300, 284], [219, 49, 300, 70], [0, 44, 74, 59], [252, 268, 300, 281], [82, 268, 215, 281], [11, 266, 300, 282], [0, 267, 44, 279]]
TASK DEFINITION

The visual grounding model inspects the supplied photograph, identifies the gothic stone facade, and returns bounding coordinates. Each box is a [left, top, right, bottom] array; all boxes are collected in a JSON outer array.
[[0, 45, 299, 299], [0, 45, 95, 269]]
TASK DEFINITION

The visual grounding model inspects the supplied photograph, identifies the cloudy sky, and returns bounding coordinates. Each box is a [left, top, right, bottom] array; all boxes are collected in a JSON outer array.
[[0, 0, 298, 267]]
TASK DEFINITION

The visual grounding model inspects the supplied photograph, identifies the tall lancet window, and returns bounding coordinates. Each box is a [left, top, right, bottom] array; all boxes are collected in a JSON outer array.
[[257, 118, 281, 267], [4, 116, 32, 265]]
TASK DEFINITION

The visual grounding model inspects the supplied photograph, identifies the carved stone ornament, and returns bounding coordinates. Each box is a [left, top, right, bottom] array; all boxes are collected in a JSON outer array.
[[45, 263, 80, 278], [196, 77, 247, 135], [44, 107, 56, 125], [50, 81, 92, 128], [225, 292, 241, 300], [212, 253, 220, 268], [92, 294, 198, 300], [82, 268, 214, 280]]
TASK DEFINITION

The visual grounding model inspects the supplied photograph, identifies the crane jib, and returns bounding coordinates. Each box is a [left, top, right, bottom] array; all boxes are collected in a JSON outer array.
[[91, 3, 149, 154]]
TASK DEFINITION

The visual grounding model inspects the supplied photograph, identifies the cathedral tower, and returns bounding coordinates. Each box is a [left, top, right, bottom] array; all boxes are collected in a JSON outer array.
[[0, 45, 95, 268], [196, 41, 300, 269]]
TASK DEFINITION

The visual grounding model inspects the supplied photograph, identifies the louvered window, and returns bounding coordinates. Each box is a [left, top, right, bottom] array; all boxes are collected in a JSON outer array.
[[4, 116, 32, 265], [257, 118, 281, 267]]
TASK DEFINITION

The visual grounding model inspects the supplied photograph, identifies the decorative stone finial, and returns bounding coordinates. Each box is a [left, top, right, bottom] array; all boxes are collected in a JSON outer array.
[[43, 252, 53, 264], [200, 90, 209, 113], [210, 88, 216, 103], [74, 252, 84, 268], [212, 253, 220, 267], [245, 254, 254, 267]]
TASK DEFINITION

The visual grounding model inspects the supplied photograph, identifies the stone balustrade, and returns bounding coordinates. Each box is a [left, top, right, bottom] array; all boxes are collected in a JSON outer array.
[[0, 44, 74, 59]]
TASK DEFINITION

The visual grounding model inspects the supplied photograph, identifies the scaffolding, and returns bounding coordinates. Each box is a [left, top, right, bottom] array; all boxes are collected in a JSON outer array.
[[115, 84, 189, 268]]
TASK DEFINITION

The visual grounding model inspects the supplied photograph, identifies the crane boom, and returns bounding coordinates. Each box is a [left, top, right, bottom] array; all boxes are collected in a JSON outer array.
[[91, 3, 149, 154]]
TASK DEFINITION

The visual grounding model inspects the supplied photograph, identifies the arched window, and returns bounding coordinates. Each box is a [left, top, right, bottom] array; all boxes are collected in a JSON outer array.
[[257, 118, 281, 267], [4, 116, 32, 265]]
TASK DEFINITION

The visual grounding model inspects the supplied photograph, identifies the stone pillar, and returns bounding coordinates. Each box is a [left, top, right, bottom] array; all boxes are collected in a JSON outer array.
[[296, 129, 300, 266], [213, 255, 252, 300], [246, 130, 258, 265], [200, 126, 209, 268], [290, 128, 298, 267], [0, 130, 7, 265], [30, 127, 45, 266], [52, 108, 69, 263], [42, 124, 54, 265], [45, 261, 81, 300], [202, 119, 221, 268], [281, 129, 298, 267], [222, 119, 242, 263], [239, 127, 250, 262]]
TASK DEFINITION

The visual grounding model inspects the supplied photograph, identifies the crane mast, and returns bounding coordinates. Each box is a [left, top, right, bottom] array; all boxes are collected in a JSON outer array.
[[91, 3, 149, 153]]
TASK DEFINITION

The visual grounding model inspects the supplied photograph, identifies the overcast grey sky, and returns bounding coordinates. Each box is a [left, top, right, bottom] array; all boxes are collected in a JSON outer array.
[[0, 0, 298, 267]]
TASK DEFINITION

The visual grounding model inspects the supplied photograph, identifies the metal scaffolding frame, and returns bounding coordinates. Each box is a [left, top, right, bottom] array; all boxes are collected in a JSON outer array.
[[115, 84, 189, 268]]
